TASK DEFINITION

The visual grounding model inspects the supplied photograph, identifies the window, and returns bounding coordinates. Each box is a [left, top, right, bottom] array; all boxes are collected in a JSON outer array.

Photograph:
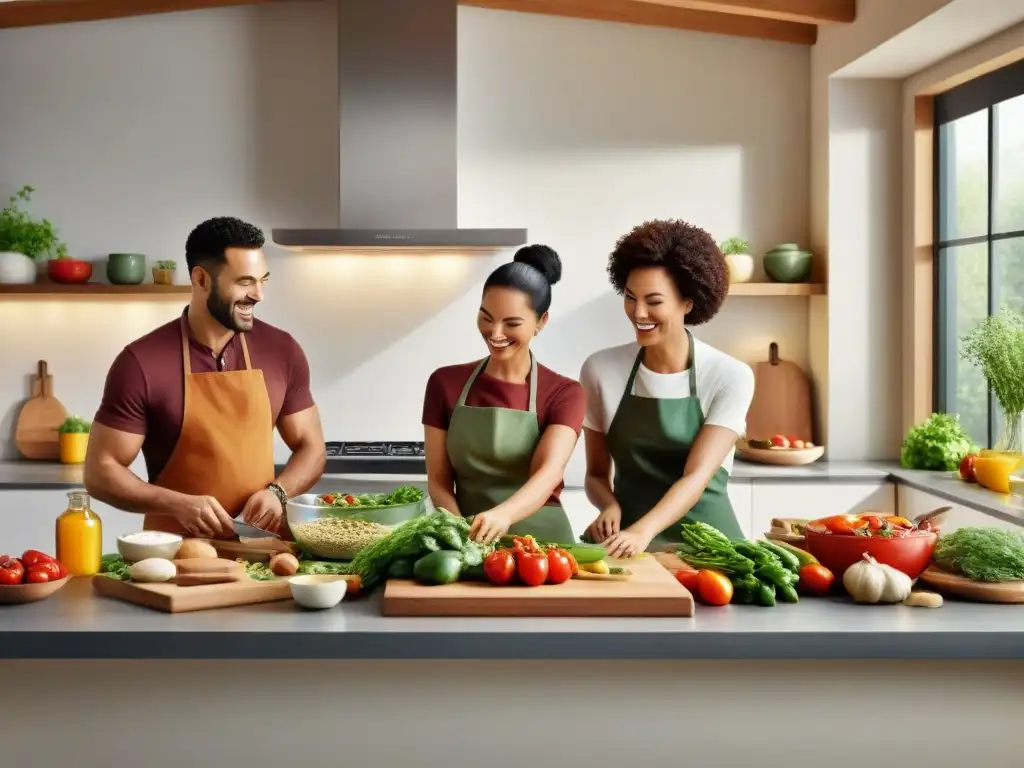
[[934, 58, 1024, 447]]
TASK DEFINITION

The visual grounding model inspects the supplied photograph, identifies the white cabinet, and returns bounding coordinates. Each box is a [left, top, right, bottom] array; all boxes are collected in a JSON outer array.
[[897, 485, 1021, 531], [750, 482, 895, 537]]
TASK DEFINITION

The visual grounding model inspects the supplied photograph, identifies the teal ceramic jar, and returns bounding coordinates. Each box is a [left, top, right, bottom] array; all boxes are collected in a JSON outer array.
[[762, 244, 812, 283], [106, 253, 147, 285]]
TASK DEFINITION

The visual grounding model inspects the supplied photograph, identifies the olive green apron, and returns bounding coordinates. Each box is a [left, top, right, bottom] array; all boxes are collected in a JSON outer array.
[[601, 329, 742, 550], [445, 353, 575, 543]]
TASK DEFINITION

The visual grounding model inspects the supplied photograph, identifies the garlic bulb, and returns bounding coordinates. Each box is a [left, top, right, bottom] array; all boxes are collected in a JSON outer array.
[[842, 553, 913, 604]]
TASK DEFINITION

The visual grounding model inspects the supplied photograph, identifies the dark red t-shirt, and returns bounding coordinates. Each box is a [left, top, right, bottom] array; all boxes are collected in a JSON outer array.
[[421, 360, 585, 505], [94, 309, 315, 482]]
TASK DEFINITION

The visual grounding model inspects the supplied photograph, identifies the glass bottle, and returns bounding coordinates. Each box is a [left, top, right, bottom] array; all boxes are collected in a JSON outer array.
[[55, 490, 102, 576]]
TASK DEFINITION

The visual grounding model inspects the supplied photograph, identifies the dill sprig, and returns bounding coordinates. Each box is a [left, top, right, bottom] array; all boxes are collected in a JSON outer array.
[[960, 307, 1024, 416]]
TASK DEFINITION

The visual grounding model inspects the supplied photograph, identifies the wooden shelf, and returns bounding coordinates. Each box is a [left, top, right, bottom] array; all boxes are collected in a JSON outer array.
[[0, 283, 189, 297], [727, 282, 826, 296]]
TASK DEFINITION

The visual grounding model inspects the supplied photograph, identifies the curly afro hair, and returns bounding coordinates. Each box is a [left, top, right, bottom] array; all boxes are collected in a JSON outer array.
[[606, 219, 729, 326], [185, 216, 265, 274]]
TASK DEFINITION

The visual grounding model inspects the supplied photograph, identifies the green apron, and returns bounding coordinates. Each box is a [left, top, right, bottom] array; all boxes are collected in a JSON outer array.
[[445, 353, 575, 543], [602, 329, 742, 550]]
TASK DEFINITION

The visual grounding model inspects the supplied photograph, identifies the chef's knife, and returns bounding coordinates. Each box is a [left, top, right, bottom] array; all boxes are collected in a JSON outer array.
[[233, 520, 281, 540]]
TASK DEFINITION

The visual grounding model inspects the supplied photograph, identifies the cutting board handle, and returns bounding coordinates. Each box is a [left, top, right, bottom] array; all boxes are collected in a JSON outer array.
[[37, 360, 51, 397], [769, 342, 780, 366]]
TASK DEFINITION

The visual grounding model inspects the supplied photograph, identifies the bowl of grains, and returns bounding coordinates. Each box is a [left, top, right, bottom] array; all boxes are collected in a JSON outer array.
[[286, 485, 431, 560]]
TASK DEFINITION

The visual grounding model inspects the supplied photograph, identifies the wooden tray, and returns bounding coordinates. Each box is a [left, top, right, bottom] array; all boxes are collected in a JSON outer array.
[[736, 444, 824, 466], [92, 574, 293, 613], [382, 555, 694, 617], [0, 576, 71, 604], [916, 565, 1024, 604]]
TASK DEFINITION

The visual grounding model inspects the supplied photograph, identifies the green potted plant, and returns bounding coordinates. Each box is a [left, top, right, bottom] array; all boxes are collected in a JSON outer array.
[[961, 306, 1024, 455], [153, 260, 177, 285], [57, 415, 91, 465], [719, 236, 753, 283], [0, 185, 69, 285]]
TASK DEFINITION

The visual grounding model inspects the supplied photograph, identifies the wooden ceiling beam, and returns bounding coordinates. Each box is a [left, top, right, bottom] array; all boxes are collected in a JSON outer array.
[[461, 0, 817, 44], [0, 0, 280, 29], [634, 0, 855, 25]]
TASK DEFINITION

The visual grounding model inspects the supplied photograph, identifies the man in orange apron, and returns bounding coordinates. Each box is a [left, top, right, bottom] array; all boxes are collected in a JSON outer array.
[[84, 217, 325, 539]]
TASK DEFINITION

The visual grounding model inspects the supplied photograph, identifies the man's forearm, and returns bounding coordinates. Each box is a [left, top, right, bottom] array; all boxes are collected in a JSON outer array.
[[84, 460, 184, 516], [584, 473, 618, 512], [273, 440, 326, 497]]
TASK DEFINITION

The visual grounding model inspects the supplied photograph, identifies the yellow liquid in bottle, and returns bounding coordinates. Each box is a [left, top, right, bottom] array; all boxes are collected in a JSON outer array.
[[56, 490, 102, 576]]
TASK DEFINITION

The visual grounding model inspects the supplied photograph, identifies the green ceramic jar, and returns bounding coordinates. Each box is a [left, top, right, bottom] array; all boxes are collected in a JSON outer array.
[[106, 253, 147, 285], [762, 243, 812, 283]]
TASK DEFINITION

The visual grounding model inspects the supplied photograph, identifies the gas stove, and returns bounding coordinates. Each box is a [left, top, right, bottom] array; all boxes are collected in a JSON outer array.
[[325, 441, 425, 459]]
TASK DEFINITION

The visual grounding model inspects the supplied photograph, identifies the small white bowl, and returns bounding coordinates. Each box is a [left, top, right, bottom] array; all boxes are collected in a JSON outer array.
[[117, 531, 183, 563], [288, 574, 348, 610]]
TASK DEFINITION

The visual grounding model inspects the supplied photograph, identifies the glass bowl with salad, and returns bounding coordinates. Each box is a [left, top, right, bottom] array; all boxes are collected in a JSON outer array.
[[286, 485, 431, 560]]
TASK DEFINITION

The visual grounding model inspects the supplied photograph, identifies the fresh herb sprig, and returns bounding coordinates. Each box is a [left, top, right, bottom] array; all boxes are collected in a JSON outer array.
[[960, 307, 1024, 417]]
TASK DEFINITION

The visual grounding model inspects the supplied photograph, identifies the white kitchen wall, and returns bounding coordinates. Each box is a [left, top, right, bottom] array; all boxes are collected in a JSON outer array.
[[0, 1, 811, 486]]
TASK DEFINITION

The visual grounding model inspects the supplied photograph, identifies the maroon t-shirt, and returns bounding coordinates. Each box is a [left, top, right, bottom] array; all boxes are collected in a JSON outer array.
[[421, 360, 586, 505], [94, 309, 315, 482]]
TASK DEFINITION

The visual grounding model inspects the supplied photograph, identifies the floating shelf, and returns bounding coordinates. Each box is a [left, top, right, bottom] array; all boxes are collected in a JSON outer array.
[[0, 283, 189, 297], [727, 283, 826, 296]]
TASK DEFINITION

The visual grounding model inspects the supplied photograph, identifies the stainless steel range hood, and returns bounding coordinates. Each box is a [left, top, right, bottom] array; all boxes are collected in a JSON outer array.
[[272, 0, 526, 252]]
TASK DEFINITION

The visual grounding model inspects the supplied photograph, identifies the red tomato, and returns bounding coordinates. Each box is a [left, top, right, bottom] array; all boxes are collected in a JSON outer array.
[[56, 560, 68, 579], [695, 570, 733, 606], [30, 560, 62, 581], [321, 494, 335, 504], [959, 453, 977, 483], [516, 552, 549, 587], [674, 569, 700, 592], [483, 549, 516, 586], [546, 549, 573, 584], [20, 549, 55, 568], [798, 563, 835, 595], [865, 515, 885, 531], [0, 555, 25, 585], [344, 495, 356, 504], [770, 434, 790, 448], [821, 514, 869, 535], [24, 567, 50, 584]]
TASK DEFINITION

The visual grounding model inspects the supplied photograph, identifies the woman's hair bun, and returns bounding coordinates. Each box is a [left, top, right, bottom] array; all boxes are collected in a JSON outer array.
[[513, 244, 562, 286]]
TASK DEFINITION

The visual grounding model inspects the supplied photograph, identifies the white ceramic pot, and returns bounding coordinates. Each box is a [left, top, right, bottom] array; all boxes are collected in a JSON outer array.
[[0, 251, 37, 284], [724, 253, 755, 283]]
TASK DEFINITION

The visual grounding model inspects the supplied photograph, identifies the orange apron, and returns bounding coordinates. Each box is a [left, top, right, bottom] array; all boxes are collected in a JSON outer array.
[[143, 315, 276, 538]]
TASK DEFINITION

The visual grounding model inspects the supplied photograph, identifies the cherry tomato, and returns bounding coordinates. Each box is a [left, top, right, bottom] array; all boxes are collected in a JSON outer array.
[[674, 569, 700, 592], [959, 453, 977, 483], [798, 563, 835, 595], [20, 549, 55, 568], [30, 560, 62, 581], [24, 567, 50, 584], [770, 434, 790, 448], [695, 570, 733, 606], [344, 495, 356, 505], [0, 555, 25, 585], [546, 549, 573, 584], [483, 549, 516, 586], [321, 494, 335, 504], [515, 551, 549, 587], [865, 515, 885, 531]]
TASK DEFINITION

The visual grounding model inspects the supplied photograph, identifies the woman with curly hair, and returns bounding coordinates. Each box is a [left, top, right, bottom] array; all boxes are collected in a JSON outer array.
[[580, 220, 755, 557]]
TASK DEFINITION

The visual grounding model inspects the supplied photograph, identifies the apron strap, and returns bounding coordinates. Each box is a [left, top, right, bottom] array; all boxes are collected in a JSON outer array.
[[179, 315, 192, 376], [239, 333, 253, 370], [455, 353, 539, 413], [623, 329, 698, 398]]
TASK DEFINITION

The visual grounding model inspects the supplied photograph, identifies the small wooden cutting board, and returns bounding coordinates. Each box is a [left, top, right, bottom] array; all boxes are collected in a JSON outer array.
[[745, 342, 814, 443], [917, 565, 1024, 604], [92, 574, 293, 613], [15, 360, 68, 460]]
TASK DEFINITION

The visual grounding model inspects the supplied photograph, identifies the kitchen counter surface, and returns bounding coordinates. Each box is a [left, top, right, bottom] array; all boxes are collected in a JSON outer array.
[[1, 577, 1021, 660]]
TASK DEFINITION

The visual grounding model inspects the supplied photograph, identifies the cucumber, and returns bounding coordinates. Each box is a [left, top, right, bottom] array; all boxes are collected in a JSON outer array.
[[756, 540, 801, 573], [564, 544, 607, 564], [770, 540, 819, 567], [776, 582, 800, 603], [413, 550, 463, 585], [756, 581, 776, 607]]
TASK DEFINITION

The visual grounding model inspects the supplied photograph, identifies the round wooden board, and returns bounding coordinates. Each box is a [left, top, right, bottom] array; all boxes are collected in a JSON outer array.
[[765, 530, 807, 546], [736, 444, 824, 466], [917, 565, 1024, 604]]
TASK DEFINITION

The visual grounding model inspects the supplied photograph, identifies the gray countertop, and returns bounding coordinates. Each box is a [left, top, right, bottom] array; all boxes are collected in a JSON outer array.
[[1, 577, 1021, 660]]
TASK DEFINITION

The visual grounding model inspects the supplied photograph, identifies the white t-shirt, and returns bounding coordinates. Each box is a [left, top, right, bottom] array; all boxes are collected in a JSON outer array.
[[579, 338, 755, 474]]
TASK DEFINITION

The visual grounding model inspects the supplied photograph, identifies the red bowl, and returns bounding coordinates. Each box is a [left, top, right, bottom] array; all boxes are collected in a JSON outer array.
[[804, 528, 937, 580], [47, 258, 93, 284]]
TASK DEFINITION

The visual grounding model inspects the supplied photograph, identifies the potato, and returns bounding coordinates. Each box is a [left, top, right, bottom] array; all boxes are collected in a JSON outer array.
[[270, 553, 300, 576], [128, 558, 177, 583], [177, 539, 218, 560]]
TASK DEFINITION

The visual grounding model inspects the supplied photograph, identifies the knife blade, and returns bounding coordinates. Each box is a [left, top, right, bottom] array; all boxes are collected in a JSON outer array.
[[233, 520, 281, 539]]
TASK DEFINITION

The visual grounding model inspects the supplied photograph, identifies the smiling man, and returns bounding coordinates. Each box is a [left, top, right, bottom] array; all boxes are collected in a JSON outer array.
[[84, 216, 325, 539]]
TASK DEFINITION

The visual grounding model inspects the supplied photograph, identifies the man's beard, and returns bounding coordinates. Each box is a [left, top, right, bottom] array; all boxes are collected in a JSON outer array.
[[207, 284, 255, 332]]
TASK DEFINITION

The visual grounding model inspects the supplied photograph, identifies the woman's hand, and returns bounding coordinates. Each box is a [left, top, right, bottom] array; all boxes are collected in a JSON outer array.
[[585, 503, 622, 543], [601, 525, 654, 559], [468, 509, 512, 544]]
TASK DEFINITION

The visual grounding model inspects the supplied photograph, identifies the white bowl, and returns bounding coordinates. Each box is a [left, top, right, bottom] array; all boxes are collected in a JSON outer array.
[[116, 531, 183, 563], [288, 574, 348, 610]]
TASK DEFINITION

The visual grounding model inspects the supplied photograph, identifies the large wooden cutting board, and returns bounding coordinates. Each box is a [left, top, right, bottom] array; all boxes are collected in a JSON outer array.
[[92, 574, 293, 613], [745, 342, 814, 443], [15, 360, 68, 460], [381, 556, 694, 617]]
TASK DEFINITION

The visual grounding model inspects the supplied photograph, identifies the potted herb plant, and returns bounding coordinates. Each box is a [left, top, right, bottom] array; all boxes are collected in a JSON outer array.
[[0, 185, 69, 285], [719, 236, 754, 283], [57, 415, 91, 465], [961, 307, 1024, 454], [152, 260, 177, 285]]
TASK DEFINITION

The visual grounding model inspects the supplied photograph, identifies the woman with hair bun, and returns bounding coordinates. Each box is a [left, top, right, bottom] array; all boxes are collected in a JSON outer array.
[[580, 220, 755, 558], [421, 245, 585, 544]]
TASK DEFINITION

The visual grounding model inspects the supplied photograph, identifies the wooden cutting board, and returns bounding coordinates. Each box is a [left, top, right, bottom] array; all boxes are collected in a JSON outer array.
[[916, 565, 1024, 604], [381, 556, 694, 617], [745, 342, 814, 443], [92, 574, 293, 613], [15, 360, 68, 460]]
